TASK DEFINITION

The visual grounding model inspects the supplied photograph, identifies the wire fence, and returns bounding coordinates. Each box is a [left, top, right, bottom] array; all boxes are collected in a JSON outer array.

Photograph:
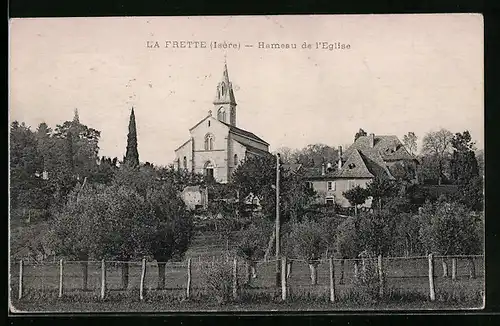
[[9, 254, 484, 302]]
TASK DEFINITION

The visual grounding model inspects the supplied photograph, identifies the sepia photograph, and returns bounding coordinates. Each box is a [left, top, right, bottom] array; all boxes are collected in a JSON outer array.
[[8, 14, 484, 312]]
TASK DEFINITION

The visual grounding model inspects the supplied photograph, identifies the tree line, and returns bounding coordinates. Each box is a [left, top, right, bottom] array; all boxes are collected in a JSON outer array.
[[10, 113, 483, 290]]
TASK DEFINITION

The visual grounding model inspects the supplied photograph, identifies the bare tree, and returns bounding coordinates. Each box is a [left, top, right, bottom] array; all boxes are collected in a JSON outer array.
[[402, 132, 418, 156], [421, 129, 454, 185], [274, 146, 297, 164]]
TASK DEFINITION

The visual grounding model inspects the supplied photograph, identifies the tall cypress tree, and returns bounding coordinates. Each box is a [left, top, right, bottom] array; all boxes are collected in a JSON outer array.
[[124, 107, 139, 168]]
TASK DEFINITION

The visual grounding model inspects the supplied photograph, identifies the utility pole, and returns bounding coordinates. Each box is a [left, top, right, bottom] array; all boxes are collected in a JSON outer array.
[[275, 153, 281, 287]]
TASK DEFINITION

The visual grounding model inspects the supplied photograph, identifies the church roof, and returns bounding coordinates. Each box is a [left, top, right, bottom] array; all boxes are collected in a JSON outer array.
[[174, 138, 191, 152], [222, 121, 269, 145], [245, 144, 273, 157]]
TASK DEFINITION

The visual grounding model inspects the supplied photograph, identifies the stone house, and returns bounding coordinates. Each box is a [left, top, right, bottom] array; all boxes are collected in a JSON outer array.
[[304, 133, 418, 208]]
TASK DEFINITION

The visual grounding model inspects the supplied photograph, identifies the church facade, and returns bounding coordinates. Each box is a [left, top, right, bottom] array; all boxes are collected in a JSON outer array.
[[174, 63, 270, 184]]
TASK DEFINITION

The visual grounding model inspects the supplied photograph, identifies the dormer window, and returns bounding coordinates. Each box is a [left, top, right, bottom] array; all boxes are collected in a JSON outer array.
[[348, 163, 356, 169]]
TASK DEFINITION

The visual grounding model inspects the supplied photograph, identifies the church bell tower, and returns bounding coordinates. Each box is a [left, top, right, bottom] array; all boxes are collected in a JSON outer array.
[[213, 60, 237, 126]]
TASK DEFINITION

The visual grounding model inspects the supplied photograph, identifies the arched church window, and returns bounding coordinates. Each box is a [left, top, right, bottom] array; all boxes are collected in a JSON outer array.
[[218, 107, 226, 122], [234, 154, 238, 166], [204, 133, 214, 151], [183, 156, 187, 169]]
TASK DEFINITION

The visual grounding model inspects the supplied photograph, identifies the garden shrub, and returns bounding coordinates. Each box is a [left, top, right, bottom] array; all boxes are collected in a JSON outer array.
[[200, 260, 241, 304]]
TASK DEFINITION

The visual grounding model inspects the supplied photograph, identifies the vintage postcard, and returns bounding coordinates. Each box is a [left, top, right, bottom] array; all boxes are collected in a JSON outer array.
[[9, 14, 484, 313]]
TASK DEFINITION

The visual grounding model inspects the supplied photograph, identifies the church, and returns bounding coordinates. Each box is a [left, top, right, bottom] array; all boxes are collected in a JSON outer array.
[[174, 62, 271, 184]]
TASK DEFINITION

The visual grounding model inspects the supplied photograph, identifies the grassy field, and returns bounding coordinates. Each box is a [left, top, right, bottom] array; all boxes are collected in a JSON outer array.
[[11, 298, 483, 313]]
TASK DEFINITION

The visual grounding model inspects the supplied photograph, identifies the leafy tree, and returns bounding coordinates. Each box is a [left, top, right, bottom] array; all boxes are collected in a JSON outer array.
[[144, 182, 194, 289], [112, 163, 157, 198], [389, 161, 416, 184], [392, 212, 424, 256], [10, 122, 38, 198], [343, 185, 369, 216], [357, 210, 395, 257], [455, 176, 483, 211], [89, 156, 119, 185], [475, 149, 484, 177], [383, 196, 413, 214], [402, 132, 418, 156], [450, 131, 479, 184], [335, 217, 362, 283], [354, 128, 368, 141], [366, 177, 398, 211], [53, 110, 101, 180], [231, 155, 316, 260], [231, 154, 316, 224], [235, 219, 272, 284], [418, 201, 483, 256], [447, 131, 482, 211], [123, 108, 139, 168], [290, 144, 338, 168], [49, 183, 111, 289], [289, 218, 328, 285], [421, 129, 454, 185]]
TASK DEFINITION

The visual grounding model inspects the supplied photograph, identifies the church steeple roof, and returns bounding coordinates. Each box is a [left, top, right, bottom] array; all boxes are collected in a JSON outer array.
[[213, 60, 236, 105]]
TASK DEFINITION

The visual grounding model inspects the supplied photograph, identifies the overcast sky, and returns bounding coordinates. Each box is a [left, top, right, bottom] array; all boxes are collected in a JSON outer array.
[[9, 14, 483, 166]]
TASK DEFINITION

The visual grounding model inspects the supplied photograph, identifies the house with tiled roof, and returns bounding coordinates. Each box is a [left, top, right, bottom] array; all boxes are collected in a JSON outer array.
[[174, 61, 270, 184], [304, 133, 418, 208]]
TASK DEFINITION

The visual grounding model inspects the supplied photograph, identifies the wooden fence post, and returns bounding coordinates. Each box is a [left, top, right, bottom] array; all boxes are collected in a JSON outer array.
[[378, 255, 384, 298], [451, 257, 457, 281], [100, 259, 106, 300], [18, 260, 23, 300], [281, 256, 287, 301], [140, 258, 146, 301], [186, 258, 192, 299], [329, 257, 335, 303], [469, 257, 476, 279], [58, 259, 64, 298], [428, 254, 436, 301], [232, 258, 238, 301]]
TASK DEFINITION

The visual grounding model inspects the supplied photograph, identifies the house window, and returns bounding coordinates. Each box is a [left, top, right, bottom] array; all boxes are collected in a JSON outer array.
[[234, 154, 238, 166], [208, 120, 211, 127], [204, 133, 214, 150], [327, 181, 336, 191], [183, 156, 187, 169], [325, 197, 335, 205], [307, 181, 313, 189]]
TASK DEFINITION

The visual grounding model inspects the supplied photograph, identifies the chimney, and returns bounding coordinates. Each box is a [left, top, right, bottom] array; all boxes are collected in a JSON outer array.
[[321, 163, 325, 176], [369, 133, 375, 148], [338, 146, 343, 169]]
